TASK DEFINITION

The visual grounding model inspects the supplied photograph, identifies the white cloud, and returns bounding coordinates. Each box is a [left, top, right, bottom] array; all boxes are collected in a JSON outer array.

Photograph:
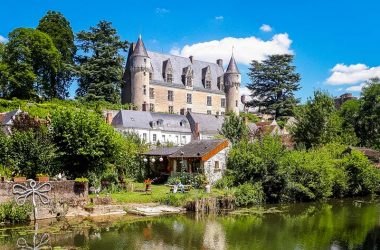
[[215, 16, 224, 20], [170, 34, 293, 65], [346, 82, 367, 92], [260, 24, 272, 32], [326, 63, 380, 85], [156, 8, 170, 15], [0, 35, 8, 43]]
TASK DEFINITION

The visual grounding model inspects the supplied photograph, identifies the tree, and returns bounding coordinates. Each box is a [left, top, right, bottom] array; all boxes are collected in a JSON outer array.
[[76, 21, 128, 103], [247, 54, 301, 119], [37, 11, 76, 99], [0, 42, 8, 97], [293, 90, 358, 149], [220, 113, 248, 144], [357, 78, 380, 149], [3, 28, 61, 99]]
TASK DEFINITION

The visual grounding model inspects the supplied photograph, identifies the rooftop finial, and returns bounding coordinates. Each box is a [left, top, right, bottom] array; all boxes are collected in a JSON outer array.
[[232, 45, 234, 56], [139, 34, 142, 39]]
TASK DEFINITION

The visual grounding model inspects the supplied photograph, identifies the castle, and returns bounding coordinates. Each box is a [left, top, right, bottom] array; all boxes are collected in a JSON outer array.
[[122, 36, 241, 115]]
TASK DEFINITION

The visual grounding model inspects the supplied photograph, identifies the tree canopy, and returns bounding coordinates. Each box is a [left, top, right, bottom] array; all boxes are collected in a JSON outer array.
[[37, 10, 76, 99], [247, 54, 301, 119], [76, 21, 128, 103]]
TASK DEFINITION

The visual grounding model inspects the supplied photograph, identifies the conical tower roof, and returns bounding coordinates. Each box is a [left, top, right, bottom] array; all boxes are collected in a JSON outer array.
[[132, 35, 149, 57], [226, 55, 240, 74]]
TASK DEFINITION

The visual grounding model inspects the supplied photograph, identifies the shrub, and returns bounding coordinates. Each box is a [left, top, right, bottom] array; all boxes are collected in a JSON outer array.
[[167, 173, 207, 189], [214, 175, 235, 189], [0, 201, 32, 223], [160, 193, 188, 207], [234, 182, 265, 207]]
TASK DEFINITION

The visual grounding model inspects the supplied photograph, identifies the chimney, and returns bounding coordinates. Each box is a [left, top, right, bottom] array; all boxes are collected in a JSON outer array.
[[216, 59, 223, 67], [189, 56, 194, 63], [106, 112, 113, 124], [194, 122, 200, 140]]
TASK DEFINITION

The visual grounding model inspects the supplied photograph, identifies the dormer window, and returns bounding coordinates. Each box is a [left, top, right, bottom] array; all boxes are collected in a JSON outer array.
[[180, 119, 187, 127], [182, 66, 193, 87], [217, 76, 224, 91], [163, 59, 173, 83], [202, 66, 212, 89], [157, 119, 164, 126]]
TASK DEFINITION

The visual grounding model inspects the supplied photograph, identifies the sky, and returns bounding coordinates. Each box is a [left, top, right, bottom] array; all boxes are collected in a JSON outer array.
[[1, 0, 380, 102]]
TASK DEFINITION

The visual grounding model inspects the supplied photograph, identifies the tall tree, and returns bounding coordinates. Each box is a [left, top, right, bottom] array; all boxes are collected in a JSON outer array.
[[37, 10, 76, 99], [220, 113, 248, 144], [247, 54, 301, 119], [293, 90, 357, 149], [76, 21, 128, 103], [3, 28, 61, 99], [357, 78, 380, 149]]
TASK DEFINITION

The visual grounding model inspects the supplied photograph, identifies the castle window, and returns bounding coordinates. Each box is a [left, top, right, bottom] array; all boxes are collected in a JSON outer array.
[[149, 88, 155, 99], [218, 77, 224, 91], [150, 103, 155, 112], [167, 74, 173, 83], [236, 100, 238, 107], [207, 96, 212, 106], [143, 85, 146, 95], [187, 93, 192, 104], [149, 72, 152, 81], [169, 106, 174, 113], [207, 110, 212, 115], [202, 66, 212, 89], [186, 75, 193, 87], [205, 80, 211, 89], [168, 90, 174, 101], [221, 98, 226, 108]]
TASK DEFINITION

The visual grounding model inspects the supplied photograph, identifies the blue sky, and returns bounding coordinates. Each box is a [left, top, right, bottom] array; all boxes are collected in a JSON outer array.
[[1, 0, 380, 102]]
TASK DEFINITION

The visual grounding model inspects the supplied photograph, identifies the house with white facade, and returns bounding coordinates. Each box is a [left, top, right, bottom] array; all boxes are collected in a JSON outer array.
[[109, 110, 192, 146]]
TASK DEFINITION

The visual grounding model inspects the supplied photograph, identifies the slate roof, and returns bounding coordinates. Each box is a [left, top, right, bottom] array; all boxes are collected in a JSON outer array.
[[0, 109, 21, 125], [226, 55, 240, 74], [186, 112, 224, 135], [143, 147, 182, 156], [111, 110, 192, 133], [112, 110, 153, 130], [147, 51, 225, 94], [169, 139, 227, 158], [131, 36, 148, 57]]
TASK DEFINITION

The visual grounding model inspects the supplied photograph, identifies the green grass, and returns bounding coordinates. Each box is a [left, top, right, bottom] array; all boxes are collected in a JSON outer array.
[[90, 183, 231, 205]]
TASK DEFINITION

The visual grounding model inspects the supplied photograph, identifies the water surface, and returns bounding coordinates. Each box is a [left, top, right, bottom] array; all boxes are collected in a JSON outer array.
[[1, 199, 379, 249]]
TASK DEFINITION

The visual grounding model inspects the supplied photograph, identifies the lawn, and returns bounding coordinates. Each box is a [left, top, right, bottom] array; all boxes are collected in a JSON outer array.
[[90, 182, 230, 205]]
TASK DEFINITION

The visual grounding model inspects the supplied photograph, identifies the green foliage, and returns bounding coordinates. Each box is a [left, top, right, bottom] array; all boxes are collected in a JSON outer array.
[[247, 54, 301, 119], [220, 112, 248, 144], [234, 182, 265, 207], [293, 90, 358, 149], [0, 201, 32, 223], [227, 135, 286, 202], [214, 174, 236, 189], [2, 28, 61, 99], [240, 112, 260, 123], [356, 78, 380, 149], [37, 10, 76, 99], [74, 177, 89, 183], [76, 21, 128, 103]]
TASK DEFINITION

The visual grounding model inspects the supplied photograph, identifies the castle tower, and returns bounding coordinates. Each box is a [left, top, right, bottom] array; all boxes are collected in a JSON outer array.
[[125, 35, 151, 111], [224, 54, 241, 115]]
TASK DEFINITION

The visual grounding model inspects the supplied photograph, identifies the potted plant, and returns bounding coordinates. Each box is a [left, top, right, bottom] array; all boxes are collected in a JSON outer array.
[[13, 174, 26, 183], [144, 178, 153, 192], [36, 173, 49, 182], [74, 177, 89, 194]]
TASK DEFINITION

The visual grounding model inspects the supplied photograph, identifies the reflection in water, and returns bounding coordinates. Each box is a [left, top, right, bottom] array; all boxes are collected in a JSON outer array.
[[16, 223, 50, 250], [0, 199, 379, 249]]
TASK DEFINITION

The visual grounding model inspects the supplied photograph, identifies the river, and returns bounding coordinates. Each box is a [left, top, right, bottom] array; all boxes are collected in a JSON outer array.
[[0, 199, 379, 249]]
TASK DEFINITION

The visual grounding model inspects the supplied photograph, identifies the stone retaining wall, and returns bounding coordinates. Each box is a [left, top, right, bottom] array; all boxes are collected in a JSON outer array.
[[0, 180, 88, 219]]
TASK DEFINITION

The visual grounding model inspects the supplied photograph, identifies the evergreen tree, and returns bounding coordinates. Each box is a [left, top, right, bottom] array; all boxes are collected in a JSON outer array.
[[247, 54, 301, 119], [37, 10, 76, 99], [76, 21, 128, 103], [3, 28, 61, 99]]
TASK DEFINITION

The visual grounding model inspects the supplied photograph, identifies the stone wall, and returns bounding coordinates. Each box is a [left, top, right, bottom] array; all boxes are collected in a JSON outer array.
[[0, 180, 88, 220], [203, 146, 229, 185], [149, 84, 226, 115]]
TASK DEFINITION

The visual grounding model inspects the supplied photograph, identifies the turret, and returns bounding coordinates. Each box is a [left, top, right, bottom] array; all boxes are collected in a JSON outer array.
[[128, 35, 152, 111], [224, 54, 241, 115]]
